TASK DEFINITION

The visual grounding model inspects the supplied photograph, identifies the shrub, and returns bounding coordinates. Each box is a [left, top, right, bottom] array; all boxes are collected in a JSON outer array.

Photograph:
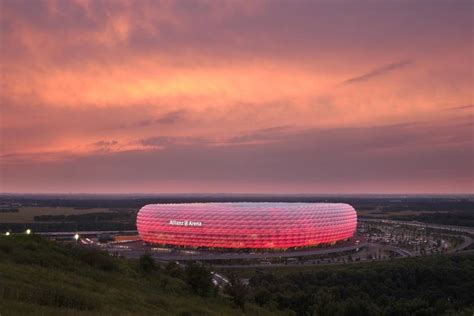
[[138, 253, 157, 274], [72, 246, 118, 271], [185, 263, 213, 296], [165, 261, 183, 278], [224, 274, 248, 311]]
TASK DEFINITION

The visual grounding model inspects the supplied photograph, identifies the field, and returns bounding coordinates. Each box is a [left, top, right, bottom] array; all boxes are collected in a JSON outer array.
[[0, 207, 112, 223]]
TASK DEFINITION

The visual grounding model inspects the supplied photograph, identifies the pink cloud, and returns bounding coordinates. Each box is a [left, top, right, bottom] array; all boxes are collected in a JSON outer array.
[[1, 0, 472, 193]]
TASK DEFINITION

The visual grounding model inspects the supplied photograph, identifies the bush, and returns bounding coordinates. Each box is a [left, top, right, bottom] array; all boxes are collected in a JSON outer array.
[[224, 274, 248, 311], [138, 253, 157, 274], [166, 261, 183, 278], [0, 243, 13, 254], [72, 246, 118, 271], [254, 288, 271, 306], [185, 263, 213, 296]]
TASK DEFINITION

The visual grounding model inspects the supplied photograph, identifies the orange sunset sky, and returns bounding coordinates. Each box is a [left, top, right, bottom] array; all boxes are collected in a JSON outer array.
[[0, 0, 473, 193]]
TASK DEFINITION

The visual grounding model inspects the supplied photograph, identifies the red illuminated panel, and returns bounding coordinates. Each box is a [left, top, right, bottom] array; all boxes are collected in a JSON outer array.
[[136, 203, 357, 249]]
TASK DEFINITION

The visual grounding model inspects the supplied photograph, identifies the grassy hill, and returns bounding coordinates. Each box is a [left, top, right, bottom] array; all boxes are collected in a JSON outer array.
[[2, 235, 473, 316], [0, 235, 276, 316]]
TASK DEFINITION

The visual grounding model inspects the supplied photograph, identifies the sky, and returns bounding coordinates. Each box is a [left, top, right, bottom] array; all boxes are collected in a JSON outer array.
[[0, 0, 473, 194]]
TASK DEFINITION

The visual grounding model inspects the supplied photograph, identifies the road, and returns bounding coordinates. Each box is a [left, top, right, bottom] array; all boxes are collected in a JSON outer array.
[[449, 235, 473, 253], [37, 230, 138, 237], [211, 272, 230, 288], [367, 243, 413, 257], [112, 242, 368, 262]]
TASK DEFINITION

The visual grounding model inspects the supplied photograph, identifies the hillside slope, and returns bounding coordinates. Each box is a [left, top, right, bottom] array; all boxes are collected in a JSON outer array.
[[0, 236, 276, 316]]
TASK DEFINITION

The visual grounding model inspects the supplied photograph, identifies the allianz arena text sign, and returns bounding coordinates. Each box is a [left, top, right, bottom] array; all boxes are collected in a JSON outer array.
[[169, 219, 203, 227]]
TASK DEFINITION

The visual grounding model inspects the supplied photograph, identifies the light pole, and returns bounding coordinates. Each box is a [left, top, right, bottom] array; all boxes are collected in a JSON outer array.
[[26, 229, 31, 235], [74, 233, 80, 242]]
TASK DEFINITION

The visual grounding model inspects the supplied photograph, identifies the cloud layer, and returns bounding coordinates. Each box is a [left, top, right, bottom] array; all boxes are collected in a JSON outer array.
[[1, 0, 473, 193]]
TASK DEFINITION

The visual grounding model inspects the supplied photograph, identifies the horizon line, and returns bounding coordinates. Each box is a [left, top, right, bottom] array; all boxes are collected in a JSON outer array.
[[1, 192, 473, 196]]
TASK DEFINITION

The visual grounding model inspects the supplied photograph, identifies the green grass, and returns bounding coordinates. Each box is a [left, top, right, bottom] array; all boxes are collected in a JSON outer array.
[[0, 235, 277, 315]]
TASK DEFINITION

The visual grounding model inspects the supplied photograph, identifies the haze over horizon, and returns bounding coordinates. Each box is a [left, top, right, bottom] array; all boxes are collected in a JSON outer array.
[[1, 0, 473, 194]]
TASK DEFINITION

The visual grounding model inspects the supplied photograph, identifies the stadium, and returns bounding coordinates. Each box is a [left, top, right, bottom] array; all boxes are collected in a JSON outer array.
[[136, 203, 357, 250]]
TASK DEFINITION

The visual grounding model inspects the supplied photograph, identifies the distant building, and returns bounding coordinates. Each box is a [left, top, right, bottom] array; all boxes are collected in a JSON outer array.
[[113, 235, 141, 242]]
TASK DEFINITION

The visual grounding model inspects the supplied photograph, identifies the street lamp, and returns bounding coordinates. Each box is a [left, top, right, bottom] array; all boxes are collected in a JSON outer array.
[[5, 232, 10, 236], [26, 229, 31, 235], [74, 233, 80, 241]]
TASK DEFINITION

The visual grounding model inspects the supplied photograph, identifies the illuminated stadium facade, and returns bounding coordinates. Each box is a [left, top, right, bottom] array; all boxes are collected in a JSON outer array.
[[136, 203, 357, 250]]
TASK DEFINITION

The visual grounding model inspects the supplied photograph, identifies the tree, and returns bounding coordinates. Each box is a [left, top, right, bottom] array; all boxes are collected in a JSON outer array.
[[138, 253, 156, 274], [185, 263, 213, 296], [225, 274, 248, 311]]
